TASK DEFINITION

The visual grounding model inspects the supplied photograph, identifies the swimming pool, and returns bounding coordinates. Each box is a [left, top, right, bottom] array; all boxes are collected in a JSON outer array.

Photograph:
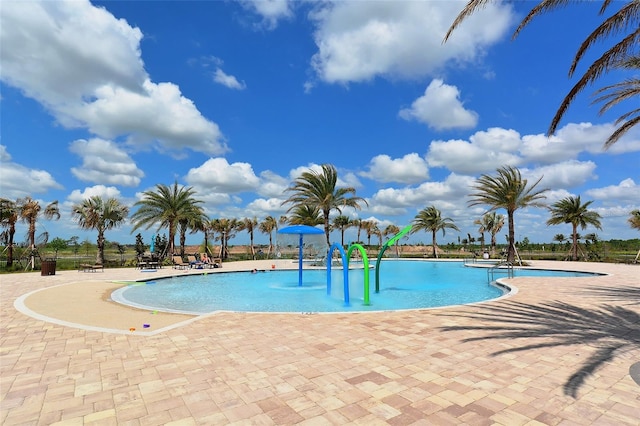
[[112, 260, 597, 314]]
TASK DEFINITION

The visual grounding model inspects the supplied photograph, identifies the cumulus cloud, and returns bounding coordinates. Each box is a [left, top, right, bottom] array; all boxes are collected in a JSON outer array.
[[0, 145, 63, 199], [361, 153, 429, 184], [399, 79, 478, 131], [66, 185, 124, 204], [427, 128, 522, 174], [371, 173, 475, 210], [523, 160, 597, 189], [69, 138, 144, 187], [309, 1, 512, 84], [0, 0, 227, 156], [586, 178, 639, 204], [185, 158, 261, 194], [213, 68, 247, 90]]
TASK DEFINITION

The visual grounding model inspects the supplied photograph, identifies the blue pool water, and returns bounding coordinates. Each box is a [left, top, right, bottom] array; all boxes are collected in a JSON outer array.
[[113, 260, 596, 314]]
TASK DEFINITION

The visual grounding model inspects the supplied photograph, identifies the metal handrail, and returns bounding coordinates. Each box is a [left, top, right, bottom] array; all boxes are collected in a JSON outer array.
[[487, 261, 514, 283]]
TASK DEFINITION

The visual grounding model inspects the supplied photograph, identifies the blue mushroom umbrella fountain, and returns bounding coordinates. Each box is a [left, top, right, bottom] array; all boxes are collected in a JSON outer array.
[[277, 225, 325, 286]]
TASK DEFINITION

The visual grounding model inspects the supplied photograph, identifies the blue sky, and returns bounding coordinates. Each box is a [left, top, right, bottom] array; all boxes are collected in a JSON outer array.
[[1, 0, 639, 248]]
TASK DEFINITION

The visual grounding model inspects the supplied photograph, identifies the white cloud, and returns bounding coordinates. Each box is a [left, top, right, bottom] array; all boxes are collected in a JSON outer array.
[[427, 128, 522, 174], [185, 158, 261, 194], [523, 160, 597, 189], [66, 185, 124, 204], [309, 1, 513, 84], [69, 138, 144, 187], [371, 173, 475, 209], [240, 0, 293, 29], [361, 153, 429, 184], [0, 0, 226, 156], [0, 145, 63, 199], [256, 170, 289, 198], [399, 79, 478, 131], [586, 178, 639, 204], [213, 68, 247, 90]]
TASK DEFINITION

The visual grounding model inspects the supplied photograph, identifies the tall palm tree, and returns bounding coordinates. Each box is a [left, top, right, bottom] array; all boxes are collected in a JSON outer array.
[[130, 182, 202, 256], [71, 196, 129, 265], [259, 216, 278, 257], [239, 217, 259, 259], [18, 197, 60, 268], [445, 1, 640, 148], [0, 198, 18, 266], [411, 206, 460, 258], [629, 209, 640, 262], [546, 196, 603, 261], [469, 166, 548, 263], [283, 164, 368, 246], [331, 215, 352, 247]]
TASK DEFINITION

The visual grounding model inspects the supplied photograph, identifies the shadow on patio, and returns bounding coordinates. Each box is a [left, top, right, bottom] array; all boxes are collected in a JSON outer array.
[[582, 285, 640, 305], [439, 301, 640, 397]]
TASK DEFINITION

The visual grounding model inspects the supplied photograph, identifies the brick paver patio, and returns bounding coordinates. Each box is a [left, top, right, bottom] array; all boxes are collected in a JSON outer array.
[[1, 260, 638, 425]]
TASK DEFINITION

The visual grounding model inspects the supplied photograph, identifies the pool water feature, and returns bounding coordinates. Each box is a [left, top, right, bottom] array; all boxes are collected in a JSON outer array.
[[112, 260, 597, 314]]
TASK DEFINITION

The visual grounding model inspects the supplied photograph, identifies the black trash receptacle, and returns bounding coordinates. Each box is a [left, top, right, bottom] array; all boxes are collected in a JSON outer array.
[[41, 259, 57, 276]]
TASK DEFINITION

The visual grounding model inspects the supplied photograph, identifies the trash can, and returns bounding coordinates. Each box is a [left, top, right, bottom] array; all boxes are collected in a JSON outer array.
[[41, 259, 57, 276]]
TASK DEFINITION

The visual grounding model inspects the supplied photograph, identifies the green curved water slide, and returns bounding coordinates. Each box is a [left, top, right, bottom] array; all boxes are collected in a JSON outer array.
[[375, 225, 412, 293]]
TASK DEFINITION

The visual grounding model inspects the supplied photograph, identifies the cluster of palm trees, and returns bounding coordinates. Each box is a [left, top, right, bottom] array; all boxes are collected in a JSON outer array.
[[0, 164, 637, 268]]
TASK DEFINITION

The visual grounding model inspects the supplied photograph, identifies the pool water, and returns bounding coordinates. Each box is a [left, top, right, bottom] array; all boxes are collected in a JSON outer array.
[[113, 260, 597, 314]]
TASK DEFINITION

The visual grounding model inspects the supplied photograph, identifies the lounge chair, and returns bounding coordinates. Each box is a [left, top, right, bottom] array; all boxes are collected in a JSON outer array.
[[200, 253, 222, 268], [79, 263, 104, 272], [172, 255, 189, 269], [187, 254, 204, 269]]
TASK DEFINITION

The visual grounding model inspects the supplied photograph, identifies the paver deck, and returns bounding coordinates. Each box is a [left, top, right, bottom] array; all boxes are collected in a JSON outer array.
[[1, 259, 638, 425]]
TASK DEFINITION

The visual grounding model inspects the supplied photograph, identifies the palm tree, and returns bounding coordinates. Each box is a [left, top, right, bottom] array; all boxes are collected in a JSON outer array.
[[210, 218, 239, 260], [411, 206, 460, 258], [239, 217, 259, 259], [130, 182, 202, 256], [547, 196, 603, 261], [17, 197, 60, 268], [475, 212, 505, 255], [0, 198, 19, 266], [469, 166, 548, 263], [331, 215, 352, 247], [283, 164, 368, 246], [383, 224, 402, 257], [629, 209, 640, 262], [352, 218, 363, 243], [177, 204, 207, 257], [259, 216, 278, 257], [288, 204, 324, 226], [553, 233, 566, 251], [71, 196, 129, 265], [445, 1, 640, 148]]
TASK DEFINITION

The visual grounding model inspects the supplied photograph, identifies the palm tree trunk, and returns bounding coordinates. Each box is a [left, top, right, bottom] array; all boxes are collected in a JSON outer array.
[[572, 224, 578, 261], [97, 231, 105, 265], [507, 210, 515, 263], [432, 230, 438, 259]]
